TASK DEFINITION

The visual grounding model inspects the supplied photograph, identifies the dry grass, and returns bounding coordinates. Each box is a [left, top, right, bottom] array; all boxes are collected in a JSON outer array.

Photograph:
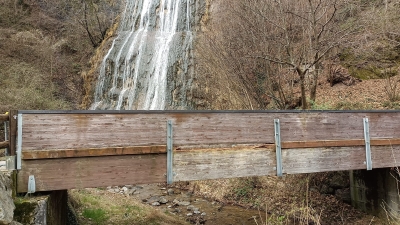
[[69, 189, 189, 225], [190, 174, 383, 225]]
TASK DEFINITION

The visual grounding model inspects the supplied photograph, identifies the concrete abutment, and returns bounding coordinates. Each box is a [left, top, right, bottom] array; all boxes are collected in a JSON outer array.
[[350, 168, 400, 221]]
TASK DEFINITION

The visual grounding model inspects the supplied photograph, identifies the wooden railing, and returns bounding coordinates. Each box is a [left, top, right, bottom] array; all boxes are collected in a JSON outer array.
[[12, 110, 400, 193], [0, 110, 17, 156]]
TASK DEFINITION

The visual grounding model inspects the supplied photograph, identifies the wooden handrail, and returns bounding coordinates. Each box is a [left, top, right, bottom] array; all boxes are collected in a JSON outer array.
[[281, 138, 400, 149], [0, 113, 9, 123], [0, 141, 9, 149], [20, 138, 400, 160]]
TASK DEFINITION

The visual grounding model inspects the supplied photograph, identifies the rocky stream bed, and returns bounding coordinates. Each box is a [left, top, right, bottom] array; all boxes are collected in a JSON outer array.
[[106, 183, 266, 225]]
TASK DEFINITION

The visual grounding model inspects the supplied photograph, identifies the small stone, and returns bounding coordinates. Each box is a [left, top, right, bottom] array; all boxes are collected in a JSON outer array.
[[174, 208, 181, 213], [148, 196, 162, 203], [173, 199, 180, 205], [187, 213, 193, 216], [152, 202, 160, 206], [125, 185, 134, 188], [187, 205, 195, 211], [178, 201, 190, 206], [193, 208, 199, 211], [193, 210, 201, 214], [125, 188, 136, 196], [159, 197, 168, 204], [135, 185, 144, 189], [160, 187, 166, 190], [201, 212, 206, 216], [122, 187, 128, 192], [167, 188, 174, 195]]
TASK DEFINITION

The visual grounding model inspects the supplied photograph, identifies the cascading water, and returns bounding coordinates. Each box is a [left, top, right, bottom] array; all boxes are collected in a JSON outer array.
[[91, 0, 193, 110]]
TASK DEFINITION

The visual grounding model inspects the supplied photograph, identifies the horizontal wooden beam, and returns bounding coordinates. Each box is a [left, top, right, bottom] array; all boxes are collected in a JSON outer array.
[[0, 141, 9, 149], [21, 144, 275, 159], [0, 114, 8, 123], [17, 154, 167, 192], [22, 145, 167, 159], [281, 138, 400, 149], [20, 138, 400, 159]]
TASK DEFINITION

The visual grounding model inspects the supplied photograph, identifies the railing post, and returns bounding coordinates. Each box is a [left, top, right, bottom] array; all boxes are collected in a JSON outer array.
[[274, 119, 283, 177], [166, 120, 174, 184], [363, 118, 372, 171], [9, 110, 17, 157]]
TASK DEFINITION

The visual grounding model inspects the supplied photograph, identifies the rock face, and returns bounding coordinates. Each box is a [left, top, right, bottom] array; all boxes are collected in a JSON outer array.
[[91, 0, 206, 110], [0, 172, 15, 225]]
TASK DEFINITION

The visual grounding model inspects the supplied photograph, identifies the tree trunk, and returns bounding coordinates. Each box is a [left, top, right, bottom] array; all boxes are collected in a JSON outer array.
[[297, 69, 307, 110], [310, 64, 319, 102]]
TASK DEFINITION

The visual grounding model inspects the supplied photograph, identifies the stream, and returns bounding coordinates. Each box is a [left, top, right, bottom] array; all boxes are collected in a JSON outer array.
[[108, 183, 265, 225]]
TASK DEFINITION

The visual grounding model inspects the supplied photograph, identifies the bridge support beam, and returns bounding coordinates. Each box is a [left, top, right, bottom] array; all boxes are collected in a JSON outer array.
[[350, 168, 400, 221]]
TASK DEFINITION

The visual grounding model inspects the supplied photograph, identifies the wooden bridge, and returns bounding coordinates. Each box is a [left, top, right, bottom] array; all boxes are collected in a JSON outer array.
[[2, 110, 400, 193]]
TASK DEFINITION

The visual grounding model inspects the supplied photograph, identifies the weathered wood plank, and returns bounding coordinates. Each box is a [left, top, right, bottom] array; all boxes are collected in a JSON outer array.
[[9, 110, 17, 156], [20, 112, 400, 152], [282, 147, 367, 174], [0, 114, 8, 123], [174, 147, 276, 181], [371, 145, 400, 168], [281, 138, 400, 149], [21, 145, 167, 159], [17, 154, 166, 193], [0, 141, 9, 149]]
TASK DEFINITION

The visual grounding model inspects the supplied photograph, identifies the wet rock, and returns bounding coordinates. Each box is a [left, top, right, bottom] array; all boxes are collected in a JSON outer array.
[[0, 172, 14, 225]]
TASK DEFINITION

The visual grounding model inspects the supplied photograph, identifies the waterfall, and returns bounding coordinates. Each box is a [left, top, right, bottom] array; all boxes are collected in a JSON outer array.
[[91, 0, 193, 110]]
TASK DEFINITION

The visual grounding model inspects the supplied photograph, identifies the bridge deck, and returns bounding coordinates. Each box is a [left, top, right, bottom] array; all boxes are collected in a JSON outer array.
[[14, 110, 400, 193]]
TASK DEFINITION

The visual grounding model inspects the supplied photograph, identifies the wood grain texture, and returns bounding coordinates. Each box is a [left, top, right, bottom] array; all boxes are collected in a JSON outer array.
[[17, 154, 167, 193], [282, 146, 367, 174], [21, 145, 167, 159], [20, 112, 400, 152], [9, 110, 17, 156], [0, 141, 9, 149], [281, 138, 400, 149], [174, 147, 277, 181], [371, 145, 400, 168]]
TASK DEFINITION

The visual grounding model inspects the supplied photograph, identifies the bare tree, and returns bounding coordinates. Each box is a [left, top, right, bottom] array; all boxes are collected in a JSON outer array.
[[242, 0, 352, 109], [195, 0, 356, 110]]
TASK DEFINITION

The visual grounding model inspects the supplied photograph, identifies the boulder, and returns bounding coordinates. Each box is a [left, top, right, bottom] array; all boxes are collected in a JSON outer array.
[[0, 172, 15, 225]]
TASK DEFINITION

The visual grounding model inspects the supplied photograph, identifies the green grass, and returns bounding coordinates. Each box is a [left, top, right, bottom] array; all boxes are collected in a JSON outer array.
[[82, 208, 109, 224]]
